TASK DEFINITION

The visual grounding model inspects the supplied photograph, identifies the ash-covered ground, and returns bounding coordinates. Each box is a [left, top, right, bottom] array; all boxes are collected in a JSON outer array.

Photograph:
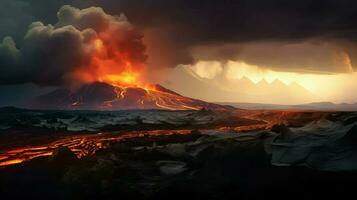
[[1, 107, 357, 199]]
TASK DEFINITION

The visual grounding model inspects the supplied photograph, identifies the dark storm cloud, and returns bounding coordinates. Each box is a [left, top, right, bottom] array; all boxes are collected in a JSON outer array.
[[1, 0, 357, 82], [0, 0, 34, 42], [0, 0, 85, 42], [0, 5, 146, 85], [80, 0, 357, 72], [191, 41, 354, 74], [0, 18, 95, 85]]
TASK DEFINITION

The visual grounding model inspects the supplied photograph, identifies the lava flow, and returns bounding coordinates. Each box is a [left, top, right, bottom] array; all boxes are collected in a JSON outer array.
[[0, 130, 192, 167]]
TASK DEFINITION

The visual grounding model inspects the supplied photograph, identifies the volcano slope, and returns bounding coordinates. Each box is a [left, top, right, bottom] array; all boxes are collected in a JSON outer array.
[[1, 108, 357, 199], [33, 82, 232, 111]]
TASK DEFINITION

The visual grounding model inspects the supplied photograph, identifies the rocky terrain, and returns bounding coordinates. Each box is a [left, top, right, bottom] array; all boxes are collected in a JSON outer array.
[[1, 108, 357, 199]]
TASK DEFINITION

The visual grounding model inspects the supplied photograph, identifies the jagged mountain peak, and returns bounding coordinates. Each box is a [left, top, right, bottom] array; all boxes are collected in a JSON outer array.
[[256, 78, 270, 85]]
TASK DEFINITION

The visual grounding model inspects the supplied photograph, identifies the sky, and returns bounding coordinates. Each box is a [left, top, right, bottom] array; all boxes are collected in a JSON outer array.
[[1, 0, 357, 106]]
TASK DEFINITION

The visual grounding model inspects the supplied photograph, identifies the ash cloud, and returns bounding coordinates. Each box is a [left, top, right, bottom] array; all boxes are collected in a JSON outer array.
[[0, 5, 146, 85]]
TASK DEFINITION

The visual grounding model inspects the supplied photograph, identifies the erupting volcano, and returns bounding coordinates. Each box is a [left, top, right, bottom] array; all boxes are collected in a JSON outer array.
[[0, 4, 232, 111], [33, 36, 227, 110]]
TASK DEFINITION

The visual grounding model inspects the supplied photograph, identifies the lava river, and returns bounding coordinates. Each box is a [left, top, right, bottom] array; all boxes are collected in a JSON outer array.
[[0, 130, 192, 167]]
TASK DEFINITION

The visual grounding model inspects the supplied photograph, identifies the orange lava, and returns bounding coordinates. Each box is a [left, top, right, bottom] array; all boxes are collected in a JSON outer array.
[[0, 130, 192, 167], [0, 159, 24, 167]]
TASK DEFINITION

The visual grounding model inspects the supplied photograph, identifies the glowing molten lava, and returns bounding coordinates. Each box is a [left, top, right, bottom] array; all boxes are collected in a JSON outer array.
[[0, 130, 192, 167], [104, 72, 138, 85]]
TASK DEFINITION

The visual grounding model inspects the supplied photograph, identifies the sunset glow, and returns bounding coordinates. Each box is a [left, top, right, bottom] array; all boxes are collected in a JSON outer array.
[[224, 61, 326, 92], [224, 61, 357, 103]]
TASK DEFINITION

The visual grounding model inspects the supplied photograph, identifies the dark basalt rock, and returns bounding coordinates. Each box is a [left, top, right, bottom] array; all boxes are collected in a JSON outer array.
[[343, 125, 357, 142], [50, 146, 77, 164], [271, 124, 294, 141]]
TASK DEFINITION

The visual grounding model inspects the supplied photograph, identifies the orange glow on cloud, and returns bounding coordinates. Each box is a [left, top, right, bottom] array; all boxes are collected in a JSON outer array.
[[94, 39, 104, 51]]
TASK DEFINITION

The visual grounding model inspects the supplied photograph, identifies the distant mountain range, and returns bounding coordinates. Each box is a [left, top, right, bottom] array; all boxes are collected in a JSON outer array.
[[219, 102, 357, 111], [162, 66, 317, 104]]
